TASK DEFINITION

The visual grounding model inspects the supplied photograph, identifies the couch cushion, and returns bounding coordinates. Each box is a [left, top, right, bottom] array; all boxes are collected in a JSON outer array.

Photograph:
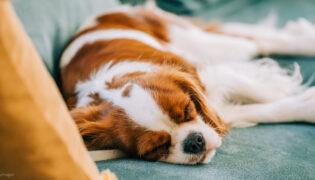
[[12, 0, 315, 179], [12, 0, 120, 80], [97, 123, 315, 180], [0, 1, 104, 179]]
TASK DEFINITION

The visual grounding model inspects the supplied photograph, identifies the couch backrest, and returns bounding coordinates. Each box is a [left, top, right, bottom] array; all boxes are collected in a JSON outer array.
[[13, 0, 120, 81]]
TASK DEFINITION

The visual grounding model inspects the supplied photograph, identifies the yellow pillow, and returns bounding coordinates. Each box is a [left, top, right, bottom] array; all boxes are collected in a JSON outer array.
[[0, 1, 116, 179]]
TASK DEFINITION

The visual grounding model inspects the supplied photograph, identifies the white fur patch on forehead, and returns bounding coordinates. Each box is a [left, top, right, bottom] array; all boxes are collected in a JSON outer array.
[[100, 83, 176, 132], [60, 29, 166, 68], [75, 61, 159, 107]]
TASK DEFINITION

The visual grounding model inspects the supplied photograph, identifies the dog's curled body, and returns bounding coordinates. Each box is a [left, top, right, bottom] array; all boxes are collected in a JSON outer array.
[[60, 3, 315, 164]]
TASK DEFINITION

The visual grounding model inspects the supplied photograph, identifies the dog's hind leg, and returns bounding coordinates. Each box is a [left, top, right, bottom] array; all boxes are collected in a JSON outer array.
[[199, 58, 303, 108], [219, 87, 315, 128], [166, 23, 260, 65], [219, 18, 315, 56]]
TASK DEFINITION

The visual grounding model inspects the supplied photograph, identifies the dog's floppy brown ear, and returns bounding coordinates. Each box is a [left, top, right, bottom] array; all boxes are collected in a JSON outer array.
[[71, 101, 173, 161], [70, 102, 120, 150], [171, 71, 229, 135]]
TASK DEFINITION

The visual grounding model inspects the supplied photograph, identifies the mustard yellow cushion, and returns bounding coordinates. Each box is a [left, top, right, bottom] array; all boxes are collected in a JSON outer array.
[[0, 1, 111, 179]]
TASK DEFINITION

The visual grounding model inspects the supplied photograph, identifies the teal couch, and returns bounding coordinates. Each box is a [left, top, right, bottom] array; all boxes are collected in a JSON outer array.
[[13, 0, 315, 179]]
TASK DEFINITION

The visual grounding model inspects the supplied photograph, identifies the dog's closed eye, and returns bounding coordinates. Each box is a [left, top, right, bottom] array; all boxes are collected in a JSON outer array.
[[183, 101, 196, 122]]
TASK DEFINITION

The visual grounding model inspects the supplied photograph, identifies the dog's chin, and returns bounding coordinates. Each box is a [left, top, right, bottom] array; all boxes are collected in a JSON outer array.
[[199, 149, 217, 164], [160, 148, 217, 165], [188, 149, 217, 165]]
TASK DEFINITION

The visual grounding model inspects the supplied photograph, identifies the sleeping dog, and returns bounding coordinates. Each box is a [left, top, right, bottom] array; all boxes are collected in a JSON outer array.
[[60, 2, 315, 164]]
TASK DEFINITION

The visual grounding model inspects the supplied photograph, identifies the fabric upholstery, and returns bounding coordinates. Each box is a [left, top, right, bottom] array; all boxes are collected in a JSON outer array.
[[0, 1, 103, 179], [12, 0, 119, 81], [9, 0, 315, 179]]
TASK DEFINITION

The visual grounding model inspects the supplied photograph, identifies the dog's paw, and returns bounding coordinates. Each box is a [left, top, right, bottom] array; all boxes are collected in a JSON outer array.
[[285, 18, 315, 38], [229, 121, 258, 128], [284, 18, 315, 55], [295, 87, 315, 123], [298, 87, 315, 99], [285, 18, 315, 33]]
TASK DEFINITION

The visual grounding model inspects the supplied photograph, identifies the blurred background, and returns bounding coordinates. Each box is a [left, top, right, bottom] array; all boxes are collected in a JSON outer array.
[[121, 0, 315, 25]]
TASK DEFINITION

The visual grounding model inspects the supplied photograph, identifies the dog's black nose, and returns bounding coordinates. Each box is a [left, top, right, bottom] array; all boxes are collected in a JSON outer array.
[[183, 132, 205, 154]]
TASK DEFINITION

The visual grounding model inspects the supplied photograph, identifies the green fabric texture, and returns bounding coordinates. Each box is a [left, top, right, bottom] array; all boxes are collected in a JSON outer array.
[[12, 0, 120, 81], [97, 123, 315, 180], [12, 0, 315, 179]]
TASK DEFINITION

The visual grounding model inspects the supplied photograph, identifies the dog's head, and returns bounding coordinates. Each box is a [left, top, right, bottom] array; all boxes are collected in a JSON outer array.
[[71, 69, 229, 164]]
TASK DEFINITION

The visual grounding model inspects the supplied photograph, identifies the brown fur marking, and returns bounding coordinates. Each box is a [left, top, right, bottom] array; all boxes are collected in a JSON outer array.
[[71, 100, 171, 161], [75, 12, 169, 43], [62, 39, 203, 98]]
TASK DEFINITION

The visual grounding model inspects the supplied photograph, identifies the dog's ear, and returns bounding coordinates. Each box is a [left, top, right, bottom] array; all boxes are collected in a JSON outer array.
[[71, 101, 172, 161], [70, 102, 119, 150], [172, 71, 229, 135], [137, 131, 171, 161]]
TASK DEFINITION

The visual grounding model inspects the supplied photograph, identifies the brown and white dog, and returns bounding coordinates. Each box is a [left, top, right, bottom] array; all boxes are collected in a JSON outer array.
[[60, 2, 315, 164]]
